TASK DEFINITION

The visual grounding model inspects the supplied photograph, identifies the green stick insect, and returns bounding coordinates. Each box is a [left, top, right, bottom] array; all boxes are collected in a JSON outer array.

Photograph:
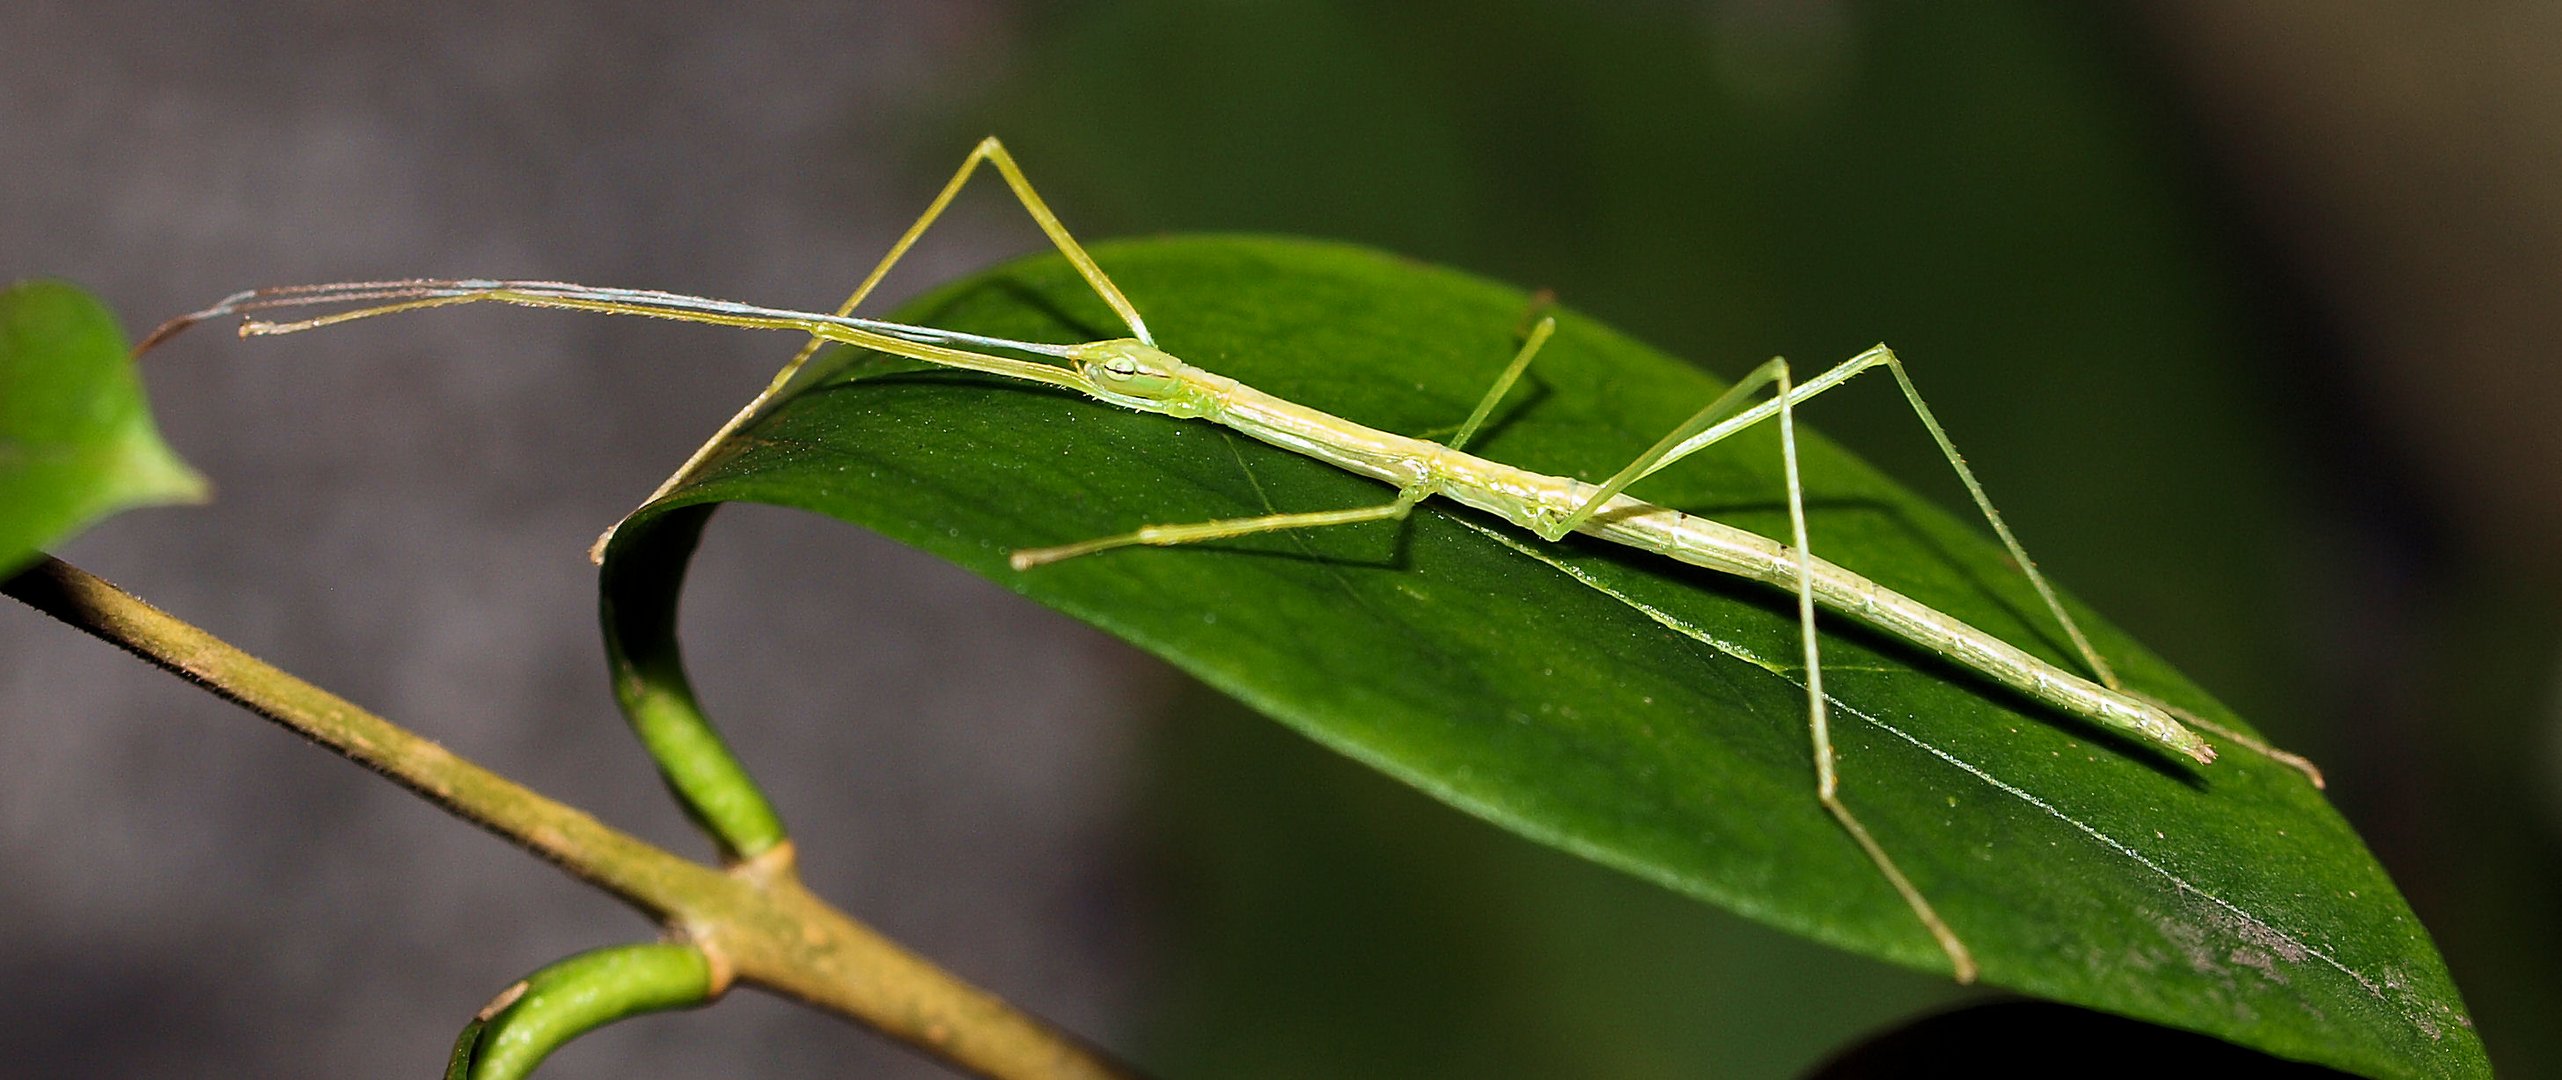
[[149, 137, 2321, 985]]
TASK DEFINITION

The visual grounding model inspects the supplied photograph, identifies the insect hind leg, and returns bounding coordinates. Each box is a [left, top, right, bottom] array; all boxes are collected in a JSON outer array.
[[1656, 345, 2324, 782], [1766, 355, 1982, 984]]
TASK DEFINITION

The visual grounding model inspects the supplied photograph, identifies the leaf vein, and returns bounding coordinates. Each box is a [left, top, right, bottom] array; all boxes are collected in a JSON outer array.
[[1456, 519, 2417, 1032]]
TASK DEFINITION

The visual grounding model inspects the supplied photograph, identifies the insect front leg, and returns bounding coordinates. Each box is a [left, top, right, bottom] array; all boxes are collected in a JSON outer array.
[[601, 138, 1161, 560], [797, 136, 1156, 356]]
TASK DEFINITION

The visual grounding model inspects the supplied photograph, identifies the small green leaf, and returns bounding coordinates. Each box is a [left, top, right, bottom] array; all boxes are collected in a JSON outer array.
[[0, 280, 205, 574], [603, 237, 2481, 1078]]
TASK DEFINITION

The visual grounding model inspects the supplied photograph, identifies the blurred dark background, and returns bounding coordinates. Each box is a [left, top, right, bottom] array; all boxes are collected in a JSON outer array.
[[4, 1, 2558, 1076]]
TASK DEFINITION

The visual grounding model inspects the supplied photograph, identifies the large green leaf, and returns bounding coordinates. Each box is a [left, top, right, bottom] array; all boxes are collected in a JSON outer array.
[[602, 237, 2481, 1078], [0, 280, 204, 575]]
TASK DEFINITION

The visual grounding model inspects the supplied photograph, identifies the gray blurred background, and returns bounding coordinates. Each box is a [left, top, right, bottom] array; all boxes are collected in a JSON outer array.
[[4, 1, 2559, 1076]]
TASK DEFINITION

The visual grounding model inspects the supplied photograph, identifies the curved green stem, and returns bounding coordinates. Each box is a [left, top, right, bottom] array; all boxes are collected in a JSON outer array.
[[600, 502, 790, 863], [3, 556, 1142, 1080], [448, 942, 715, 1080]]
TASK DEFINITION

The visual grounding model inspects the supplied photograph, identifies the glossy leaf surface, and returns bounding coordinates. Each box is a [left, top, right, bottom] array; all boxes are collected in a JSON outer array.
[[603, 237, 2480, 1078]]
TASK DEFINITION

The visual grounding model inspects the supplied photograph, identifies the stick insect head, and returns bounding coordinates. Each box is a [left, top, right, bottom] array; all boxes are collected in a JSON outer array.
[[1067, 339, 1218, 418]]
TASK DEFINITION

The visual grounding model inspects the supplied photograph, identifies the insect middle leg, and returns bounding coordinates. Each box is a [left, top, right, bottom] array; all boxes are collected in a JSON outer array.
[[1007, 316, 1560, 568]]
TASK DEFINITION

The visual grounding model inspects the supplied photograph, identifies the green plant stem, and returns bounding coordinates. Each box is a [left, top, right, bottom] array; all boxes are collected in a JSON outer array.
[[2, 555, 1142, 1080]]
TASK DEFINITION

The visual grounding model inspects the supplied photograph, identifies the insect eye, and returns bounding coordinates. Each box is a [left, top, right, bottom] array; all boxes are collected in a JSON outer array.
[[1105, 359, 1139, 378]]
